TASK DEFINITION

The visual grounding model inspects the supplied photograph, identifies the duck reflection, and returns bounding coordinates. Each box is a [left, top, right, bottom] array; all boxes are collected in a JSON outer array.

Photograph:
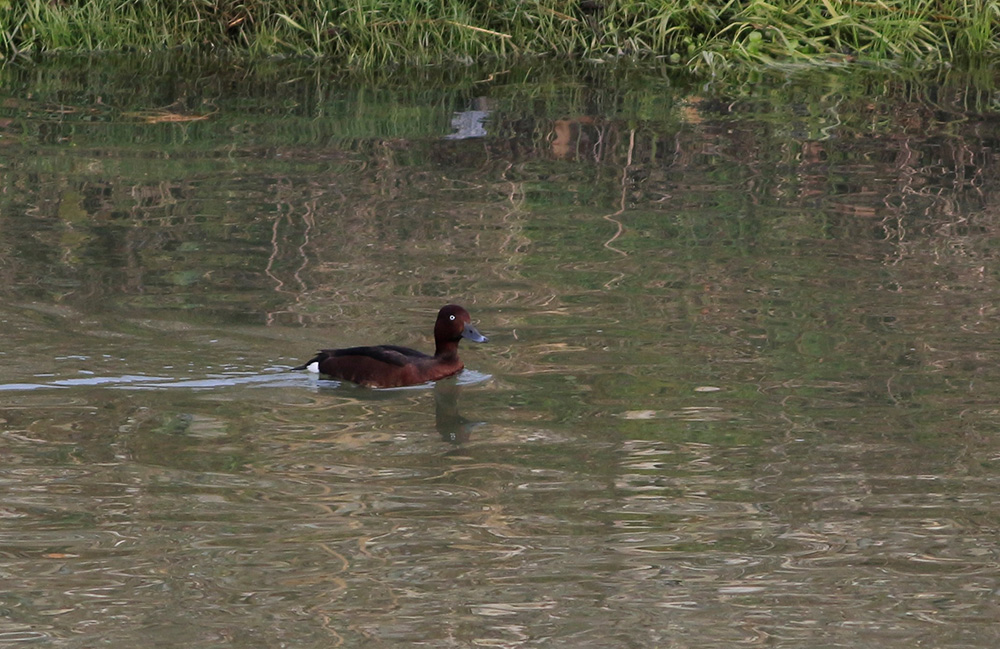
[[304, 372, 484, 443], [434, 378, 480, 444]]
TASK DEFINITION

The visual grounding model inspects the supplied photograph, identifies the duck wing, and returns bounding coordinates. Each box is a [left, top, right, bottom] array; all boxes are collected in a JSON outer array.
[[330, 345, 430, 367], [293, 345, 430, 371]]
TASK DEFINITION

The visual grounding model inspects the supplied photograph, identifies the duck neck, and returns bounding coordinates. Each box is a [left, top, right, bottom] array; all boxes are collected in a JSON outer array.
[[435, 340, 460, 360]]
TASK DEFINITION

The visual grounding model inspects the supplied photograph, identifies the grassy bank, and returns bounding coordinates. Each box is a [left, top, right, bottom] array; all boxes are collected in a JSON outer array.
[[2, 1, 998, 69]]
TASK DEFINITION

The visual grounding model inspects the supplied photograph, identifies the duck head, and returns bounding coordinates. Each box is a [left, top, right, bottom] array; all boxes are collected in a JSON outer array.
[[435, 304, 488, 351]]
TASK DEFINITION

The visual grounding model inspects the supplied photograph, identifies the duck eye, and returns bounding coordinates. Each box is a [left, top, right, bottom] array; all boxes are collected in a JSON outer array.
[[449, 315, 456, 321]]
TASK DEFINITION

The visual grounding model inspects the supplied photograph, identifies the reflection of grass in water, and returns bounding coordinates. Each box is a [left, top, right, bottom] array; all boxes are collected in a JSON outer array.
[[5, 1, 998, 70], [2, 59, 998, 414]]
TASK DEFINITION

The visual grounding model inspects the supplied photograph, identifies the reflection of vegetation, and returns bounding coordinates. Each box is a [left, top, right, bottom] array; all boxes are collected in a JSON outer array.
[[4, 1, 998, 70], [2, 58, 998, 410]]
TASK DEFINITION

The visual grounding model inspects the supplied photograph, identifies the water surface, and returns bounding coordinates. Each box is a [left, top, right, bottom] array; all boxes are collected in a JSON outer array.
[[2, 57, 1000, 647]]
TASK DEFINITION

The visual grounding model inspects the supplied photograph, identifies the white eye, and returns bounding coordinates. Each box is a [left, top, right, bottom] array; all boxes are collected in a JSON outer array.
[[449, 315, 456, 321]]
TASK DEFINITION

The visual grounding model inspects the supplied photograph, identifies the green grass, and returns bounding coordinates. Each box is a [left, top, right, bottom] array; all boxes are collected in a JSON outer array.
[[2, 0, 999, 70]]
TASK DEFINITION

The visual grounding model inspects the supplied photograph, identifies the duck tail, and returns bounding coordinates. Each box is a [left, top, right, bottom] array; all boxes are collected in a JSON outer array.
[[292, 351, 327, 372]]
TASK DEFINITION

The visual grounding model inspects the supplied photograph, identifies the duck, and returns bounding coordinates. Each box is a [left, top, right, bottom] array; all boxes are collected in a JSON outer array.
[[293, 304, 488, 388]]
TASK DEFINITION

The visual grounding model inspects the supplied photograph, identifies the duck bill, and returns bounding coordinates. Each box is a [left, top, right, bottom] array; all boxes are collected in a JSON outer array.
[[461, 324, 488, 343]]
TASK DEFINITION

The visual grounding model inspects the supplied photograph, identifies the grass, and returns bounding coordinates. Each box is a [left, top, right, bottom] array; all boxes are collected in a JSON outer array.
[[2, 0, 999, 70]]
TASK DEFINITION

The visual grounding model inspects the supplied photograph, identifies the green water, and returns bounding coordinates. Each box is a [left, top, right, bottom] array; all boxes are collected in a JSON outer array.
[[2, 56, 1000, 647]]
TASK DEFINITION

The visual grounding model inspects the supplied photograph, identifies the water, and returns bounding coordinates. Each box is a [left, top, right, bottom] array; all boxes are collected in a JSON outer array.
[[2, 56, 1000, 647]]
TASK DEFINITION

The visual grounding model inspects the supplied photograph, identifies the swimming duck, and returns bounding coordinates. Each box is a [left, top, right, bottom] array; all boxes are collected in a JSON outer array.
[[294, 304, 487, 388]]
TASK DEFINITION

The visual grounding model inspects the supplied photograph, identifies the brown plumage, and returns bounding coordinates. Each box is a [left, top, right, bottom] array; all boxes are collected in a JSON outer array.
[[294, 304, 488, 388]]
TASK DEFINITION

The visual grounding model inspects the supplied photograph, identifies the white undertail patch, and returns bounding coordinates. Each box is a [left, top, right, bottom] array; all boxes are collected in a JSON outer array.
[[306, 361, 320, 373]]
